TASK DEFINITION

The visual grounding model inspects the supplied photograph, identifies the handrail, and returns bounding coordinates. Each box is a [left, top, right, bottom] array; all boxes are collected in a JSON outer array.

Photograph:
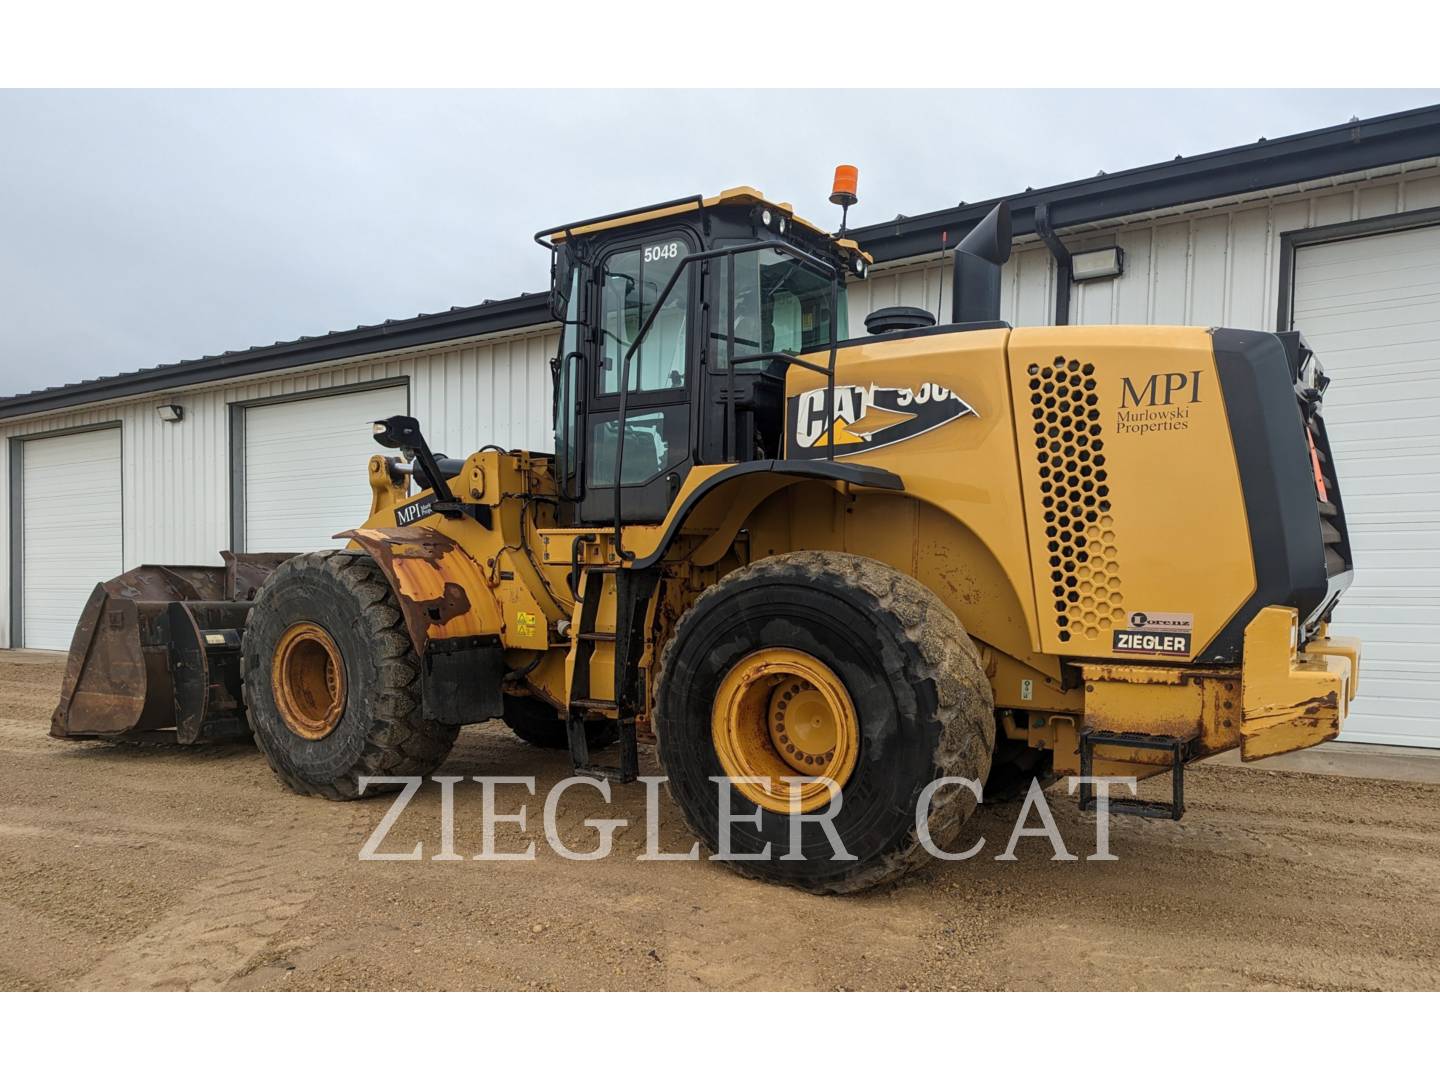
[[610, 239, 844, 559], [532, 194, 706, 250]]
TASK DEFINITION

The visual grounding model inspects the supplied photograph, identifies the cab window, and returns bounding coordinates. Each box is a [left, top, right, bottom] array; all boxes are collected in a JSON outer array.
[[598, 238, 692, 394], [710, 247, 846, 368], [555, 265, 581, 484], [588, 408, 686, 486]]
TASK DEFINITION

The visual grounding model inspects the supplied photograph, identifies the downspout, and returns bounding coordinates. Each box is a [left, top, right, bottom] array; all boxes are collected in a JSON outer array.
[[1034, 203, 1072, 326]]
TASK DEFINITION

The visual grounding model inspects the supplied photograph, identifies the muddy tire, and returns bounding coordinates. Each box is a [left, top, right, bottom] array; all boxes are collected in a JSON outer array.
[[240, 550, 458, 800], [502, 694, 618, 752], [653, 551, 995, 894]]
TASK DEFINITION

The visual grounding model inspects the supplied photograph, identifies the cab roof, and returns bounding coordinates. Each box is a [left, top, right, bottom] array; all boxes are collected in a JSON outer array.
[[539, 186, 873, 264]]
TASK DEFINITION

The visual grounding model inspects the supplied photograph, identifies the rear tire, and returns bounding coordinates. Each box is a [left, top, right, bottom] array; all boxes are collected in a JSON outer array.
[[502, 694, 618, 752], [241, 550, 458, 800], [654, 551, 995, 894]]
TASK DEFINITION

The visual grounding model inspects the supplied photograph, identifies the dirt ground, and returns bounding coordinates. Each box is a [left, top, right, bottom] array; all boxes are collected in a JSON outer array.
[[3, 651, 1438, 991]]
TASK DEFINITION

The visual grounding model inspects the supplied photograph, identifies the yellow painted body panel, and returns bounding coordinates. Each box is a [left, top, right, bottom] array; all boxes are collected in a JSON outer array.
[[352, 450, 574, 654], [339, 319, 1357, 776], [1006, 326, 1255, 661], [1240, 606, 1355, 760], [782, 329, 1044, 663]]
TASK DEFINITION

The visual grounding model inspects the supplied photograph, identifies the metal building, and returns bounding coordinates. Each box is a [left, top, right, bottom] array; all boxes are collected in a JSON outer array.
[[4, 104, 1439, 749]]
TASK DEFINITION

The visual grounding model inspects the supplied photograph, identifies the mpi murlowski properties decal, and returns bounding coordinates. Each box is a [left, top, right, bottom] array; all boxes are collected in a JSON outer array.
[[394, 491, 438, 526], [787, 382, 978, 459]]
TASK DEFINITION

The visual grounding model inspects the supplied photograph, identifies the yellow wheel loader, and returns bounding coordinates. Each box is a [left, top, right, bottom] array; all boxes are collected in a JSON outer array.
[[52, 183, 1361, 893]]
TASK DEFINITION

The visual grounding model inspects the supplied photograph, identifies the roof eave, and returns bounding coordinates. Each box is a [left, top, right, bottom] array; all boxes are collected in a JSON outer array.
[[0, 294, 553, 422], [851, 103, 1440, 261]]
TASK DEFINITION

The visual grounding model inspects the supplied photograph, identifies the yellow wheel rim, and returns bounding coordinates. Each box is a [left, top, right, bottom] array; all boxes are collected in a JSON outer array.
[[272, 622, 346, 740], [711, 648, 859, 814]]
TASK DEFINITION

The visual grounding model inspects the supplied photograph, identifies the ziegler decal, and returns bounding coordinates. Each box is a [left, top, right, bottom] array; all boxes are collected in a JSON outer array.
[[786, 382, 977, 459], [1112, 629, 1191, 656], [394, 492, 437, 527]]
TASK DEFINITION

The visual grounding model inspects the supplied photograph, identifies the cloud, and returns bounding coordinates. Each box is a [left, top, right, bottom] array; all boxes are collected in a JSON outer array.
[[1, 88, 1435, 396]]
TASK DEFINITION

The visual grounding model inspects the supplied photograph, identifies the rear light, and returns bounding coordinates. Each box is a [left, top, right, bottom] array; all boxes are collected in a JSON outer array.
[[1305, 426, 1328, 501]]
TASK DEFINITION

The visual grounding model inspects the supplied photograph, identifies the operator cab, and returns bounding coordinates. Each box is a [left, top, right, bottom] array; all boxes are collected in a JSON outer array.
[[535, 187, 871, 529]]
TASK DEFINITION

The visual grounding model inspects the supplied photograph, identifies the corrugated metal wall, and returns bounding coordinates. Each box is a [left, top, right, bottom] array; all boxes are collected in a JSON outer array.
[[6, 158, 1440, 649], [851, 161, 1440, 335], [0, 326, 557, 647]]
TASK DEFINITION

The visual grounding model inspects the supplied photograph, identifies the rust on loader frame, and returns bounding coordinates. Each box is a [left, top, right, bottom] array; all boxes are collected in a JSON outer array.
[[337, 526, 503, 653]]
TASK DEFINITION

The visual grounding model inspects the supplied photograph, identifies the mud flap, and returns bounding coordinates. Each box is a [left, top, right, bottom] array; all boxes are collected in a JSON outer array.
[[422, 636, 505, 725]]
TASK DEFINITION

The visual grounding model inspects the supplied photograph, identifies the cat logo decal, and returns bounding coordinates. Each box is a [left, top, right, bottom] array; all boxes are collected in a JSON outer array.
[[786, 382, 977, 459]]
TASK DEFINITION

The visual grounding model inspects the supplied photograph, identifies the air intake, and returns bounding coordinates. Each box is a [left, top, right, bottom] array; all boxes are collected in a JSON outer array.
[[864, 306, 937, 335]]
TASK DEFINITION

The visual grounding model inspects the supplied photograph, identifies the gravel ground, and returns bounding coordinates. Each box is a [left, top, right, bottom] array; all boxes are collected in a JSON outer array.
[[4, 651, 1438, 991]]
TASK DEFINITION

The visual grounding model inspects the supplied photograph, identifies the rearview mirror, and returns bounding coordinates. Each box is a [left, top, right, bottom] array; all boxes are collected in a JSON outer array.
[[550, 246, 576, 320]]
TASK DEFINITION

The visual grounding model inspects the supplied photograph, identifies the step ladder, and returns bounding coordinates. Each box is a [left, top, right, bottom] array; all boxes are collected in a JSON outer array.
[[1077, 730, 1197, 820], [565, 565, 659, 783]]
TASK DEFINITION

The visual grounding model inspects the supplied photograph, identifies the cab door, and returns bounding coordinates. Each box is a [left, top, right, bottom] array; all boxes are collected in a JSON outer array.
[[578, 232, 697, 524]]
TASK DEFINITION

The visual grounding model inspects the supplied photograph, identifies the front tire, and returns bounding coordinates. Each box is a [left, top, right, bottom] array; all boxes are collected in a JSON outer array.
[[653, 552, 995, 894], [241, 550, 458, 800]]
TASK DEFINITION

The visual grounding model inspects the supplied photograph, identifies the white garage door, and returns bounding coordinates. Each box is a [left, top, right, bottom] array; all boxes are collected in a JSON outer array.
[[243, 384, 407, 552], [1293, 222, 1440, 748], [21, 427, 124, 650]]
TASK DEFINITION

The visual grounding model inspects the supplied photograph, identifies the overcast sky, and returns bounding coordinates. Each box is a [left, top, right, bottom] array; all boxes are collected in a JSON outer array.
[[2, 89, 1437, 397]]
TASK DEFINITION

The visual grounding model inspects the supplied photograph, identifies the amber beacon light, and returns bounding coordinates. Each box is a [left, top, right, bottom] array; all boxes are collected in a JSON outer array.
[[830, 163, 859, 234]]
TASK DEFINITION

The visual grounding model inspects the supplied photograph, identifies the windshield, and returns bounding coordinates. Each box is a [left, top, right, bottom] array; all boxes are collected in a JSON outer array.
[[711, 247, 847, 367]]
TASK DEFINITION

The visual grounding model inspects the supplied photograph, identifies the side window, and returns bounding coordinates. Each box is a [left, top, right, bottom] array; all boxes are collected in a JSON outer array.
[[710, 247, 846, 368], [598, 239, 691, 394], [588, 407, 687, 487], [555, 266, 581, 483], [709, 250, 766, 368]]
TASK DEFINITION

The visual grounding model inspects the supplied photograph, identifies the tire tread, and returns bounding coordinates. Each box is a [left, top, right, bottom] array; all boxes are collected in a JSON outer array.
[[654, 550, 995, 894], [241, 550, 457, 800]]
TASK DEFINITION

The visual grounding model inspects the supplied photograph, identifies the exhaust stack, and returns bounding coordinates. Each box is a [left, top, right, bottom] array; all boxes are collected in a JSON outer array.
[[952, 201, 1012, 324]]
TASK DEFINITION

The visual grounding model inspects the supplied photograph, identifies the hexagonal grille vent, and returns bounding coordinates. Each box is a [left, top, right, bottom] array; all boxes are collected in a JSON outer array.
[[1027, 357, 1122, 644]]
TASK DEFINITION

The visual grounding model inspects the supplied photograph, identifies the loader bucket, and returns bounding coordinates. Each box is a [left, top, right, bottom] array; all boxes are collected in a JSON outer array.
[[49, 552, 293, 744]]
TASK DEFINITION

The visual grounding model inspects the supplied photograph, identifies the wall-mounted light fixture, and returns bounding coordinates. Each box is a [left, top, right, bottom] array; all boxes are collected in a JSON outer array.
[[156, 403, 184, 422], [1071, 246, 1125, 282]]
